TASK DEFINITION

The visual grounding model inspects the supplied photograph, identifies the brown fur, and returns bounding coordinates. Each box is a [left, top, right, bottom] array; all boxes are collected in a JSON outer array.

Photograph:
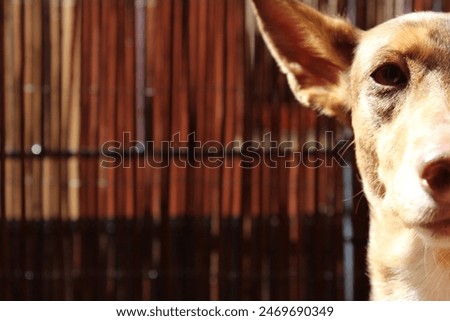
[[251, 0, 450, 300]]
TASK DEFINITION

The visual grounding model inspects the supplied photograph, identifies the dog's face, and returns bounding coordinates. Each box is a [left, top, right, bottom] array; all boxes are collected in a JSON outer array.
[[350, 13, 450, 247], [251, 0, 450, 247]]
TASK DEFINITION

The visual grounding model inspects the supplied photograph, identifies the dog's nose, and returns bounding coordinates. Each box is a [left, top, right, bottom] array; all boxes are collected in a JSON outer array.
[[420, 155, 450, 202]]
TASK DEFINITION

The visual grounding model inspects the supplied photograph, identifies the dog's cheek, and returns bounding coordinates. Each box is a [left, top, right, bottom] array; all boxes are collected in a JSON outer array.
[[352, 122, 385, 203], [376, 124, 403, 181], [352, 96, 387, 201], [355, 134, 386, 201], [355, 88, 409, 200], [376, 111, 433, 225]]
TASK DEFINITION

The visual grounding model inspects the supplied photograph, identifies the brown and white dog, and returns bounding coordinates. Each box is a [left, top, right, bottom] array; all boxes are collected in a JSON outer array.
[[251, 0, 450, 300]]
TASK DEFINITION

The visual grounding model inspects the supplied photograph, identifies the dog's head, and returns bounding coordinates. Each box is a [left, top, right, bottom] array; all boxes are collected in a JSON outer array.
[[252, 0, 450, 247]]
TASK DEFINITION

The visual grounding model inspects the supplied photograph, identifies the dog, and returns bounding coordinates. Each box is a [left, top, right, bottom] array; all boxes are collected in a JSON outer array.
[[251, 0, 450, 300]]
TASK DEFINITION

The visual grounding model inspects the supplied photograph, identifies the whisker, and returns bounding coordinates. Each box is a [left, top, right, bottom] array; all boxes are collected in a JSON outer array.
[[354, 191, 366, 216], [343, 188, 365, 202], [341, 139, 356, 157]]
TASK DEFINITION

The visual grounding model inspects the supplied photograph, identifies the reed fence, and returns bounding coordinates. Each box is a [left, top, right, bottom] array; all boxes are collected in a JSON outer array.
[[1, 0, 447, 300]]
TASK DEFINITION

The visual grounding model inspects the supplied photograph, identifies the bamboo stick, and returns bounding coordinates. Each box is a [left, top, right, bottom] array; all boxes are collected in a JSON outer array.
[[64, 0, 81, 221], [42, 0, 62, 221], [98, 0, 118, 219], [168, 0, 188, 219]]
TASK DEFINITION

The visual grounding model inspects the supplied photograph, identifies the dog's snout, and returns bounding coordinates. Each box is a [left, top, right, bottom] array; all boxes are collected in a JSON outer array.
[[420, 154, 450, 201]]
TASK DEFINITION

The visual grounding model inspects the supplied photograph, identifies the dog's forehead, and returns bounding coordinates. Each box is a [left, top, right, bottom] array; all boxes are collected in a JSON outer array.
[[355, 12, 450, 67]]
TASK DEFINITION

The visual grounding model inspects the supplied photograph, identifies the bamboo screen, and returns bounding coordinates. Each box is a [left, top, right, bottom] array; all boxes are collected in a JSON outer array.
[[0, 0, 446, 301]]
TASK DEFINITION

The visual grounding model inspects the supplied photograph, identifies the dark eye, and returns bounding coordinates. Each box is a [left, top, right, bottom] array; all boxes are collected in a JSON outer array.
[[371, 64, 408, 87]]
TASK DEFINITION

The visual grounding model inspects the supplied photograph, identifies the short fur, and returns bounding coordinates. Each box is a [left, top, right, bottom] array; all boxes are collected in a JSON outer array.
[[251, 0, 450, 300]]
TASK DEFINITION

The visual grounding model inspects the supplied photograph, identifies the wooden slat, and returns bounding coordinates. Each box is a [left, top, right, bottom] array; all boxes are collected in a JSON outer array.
[[240, 87, 261, 302], [168, 0, 188, 219], [4, 0, 24, 222], [115, 0, 135, 220], [0, 0, 9, 300], [443, 0, 450, 11], [63, 0, 81, 221], [97, 0, 118, 219], [152, 0, 173, 300], [80, 0, 96, 221], [42, 0, 61, 221], [23, 0, 43, 222], [144, 0, 158, 300], [414, 0, 434, 10]]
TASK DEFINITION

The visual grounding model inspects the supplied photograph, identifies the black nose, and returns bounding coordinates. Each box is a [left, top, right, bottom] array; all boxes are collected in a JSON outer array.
[[420, 156, 450, 201]]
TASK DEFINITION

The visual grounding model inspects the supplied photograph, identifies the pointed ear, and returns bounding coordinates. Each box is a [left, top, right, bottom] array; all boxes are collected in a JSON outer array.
[[251, 0, 361, 124]]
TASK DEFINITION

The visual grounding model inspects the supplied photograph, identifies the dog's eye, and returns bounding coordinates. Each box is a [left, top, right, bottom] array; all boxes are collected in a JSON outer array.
[[371, 64, 408, 87]]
